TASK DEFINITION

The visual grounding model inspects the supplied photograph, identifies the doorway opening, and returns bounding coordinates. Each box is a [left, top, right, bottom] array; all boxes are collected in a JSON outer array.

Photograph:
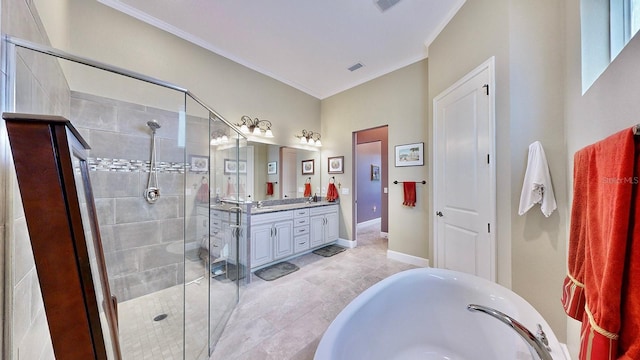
[[353, 126, 389, 244]]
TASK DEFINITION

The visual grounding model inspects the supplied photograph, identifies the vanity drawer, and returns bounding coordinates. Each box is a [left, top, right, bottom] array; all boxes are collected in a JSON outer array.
[[294, 234, 310, 253], [294, 225, 309, 236], [293, 217, 309, 227], [293, 208, 309, 218]]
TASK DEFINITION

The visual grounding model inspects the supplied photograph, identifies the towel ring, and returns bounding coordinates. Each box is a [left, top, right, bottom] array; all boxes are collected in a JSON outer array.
[[305, 177, 311, 184], [329, 176, 335, 184]]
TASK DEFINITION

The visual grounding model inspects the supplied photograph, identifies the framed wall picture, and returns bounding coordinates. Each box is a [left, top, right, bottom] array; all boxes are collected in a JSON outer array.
[[267, 161, 277, 175], [302, 159, 315, 175], [190, 155, 209, 172], [395, 142, 424, 167], [328, 156, 344, 174], [371, 164, 380, 181], [223, 159, 246, 174]]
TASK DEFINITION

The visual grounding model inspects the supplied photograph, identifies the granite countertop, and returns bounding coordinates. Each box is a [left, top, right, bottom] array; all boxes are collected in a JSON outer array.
[[250, 201, 337, 214], [202, 200, 338, 214]]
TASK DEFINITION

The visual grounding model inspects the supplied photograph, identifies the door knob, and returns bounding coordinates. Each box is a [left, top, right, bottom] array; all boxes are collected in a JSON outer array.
[[436, 211, 444, 217]]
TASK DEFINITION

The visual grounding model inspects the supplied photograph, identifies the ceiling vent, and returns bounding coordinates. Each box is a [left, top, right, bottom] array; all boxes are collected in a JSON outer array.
[[375, 0, 402, 12], [348, 62, 364, 72]]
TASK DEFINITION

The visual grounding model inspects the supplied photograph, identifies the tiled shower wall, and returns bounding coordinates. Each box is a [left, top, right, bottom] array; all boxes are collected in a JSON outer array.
[[2, 0, 71, 359], [70, 91, 209, 301]]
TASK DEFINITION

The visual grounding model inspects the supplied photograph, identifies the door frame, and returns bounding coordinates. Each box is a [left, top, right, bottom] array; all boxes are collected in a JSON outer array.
[[432, 57, 497, 281], [352, 126, 389, 242]]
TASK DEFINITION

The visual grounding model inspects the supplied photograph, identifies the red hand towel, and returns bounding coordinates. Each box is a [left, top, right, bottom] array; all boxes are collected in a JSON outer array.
[[226, 179, 235, 197], [562, 127, 640, 359], [196, 182, 209, 203], [304, 183, 312, 197], [403, 182, 416, 207], [326, 183, 339, 202], [266, 182, 274, 196]]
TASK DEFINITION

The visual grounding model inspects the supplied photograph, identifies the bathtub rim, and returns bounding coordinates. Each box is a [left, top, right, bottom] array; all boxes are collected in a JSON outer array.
[[314, 267, 568, 360]]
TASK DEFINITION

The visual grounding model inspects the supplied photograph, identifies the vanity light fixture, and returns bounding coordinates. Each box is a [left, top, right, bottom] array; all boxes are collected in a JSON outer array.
[[296, 130, 322, 147], [210, 132, 229, 146], [236, 115, 274, 138]]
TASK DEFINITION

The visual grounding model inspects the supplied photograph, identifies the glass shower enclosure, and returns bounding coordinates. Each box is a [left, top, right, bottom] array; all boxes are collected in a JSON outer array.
[[2, 35, 247, 358]]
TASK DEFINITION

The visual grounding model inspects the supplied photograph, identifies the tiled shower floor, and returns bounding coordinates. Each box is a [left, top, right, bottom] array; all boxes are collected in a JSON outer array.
[[116, 222, 417, 359]]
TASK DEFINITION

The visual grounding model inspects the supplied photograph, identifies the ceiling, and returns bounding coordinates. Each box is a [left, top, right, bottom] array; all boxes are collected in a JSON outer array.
[[98, 0, 465, 99]]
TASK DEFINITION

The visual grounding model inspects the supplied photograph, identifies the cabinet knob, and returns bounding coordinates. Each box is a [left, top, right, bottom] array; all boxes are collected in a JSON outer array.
[[436, 211, 444, 217]]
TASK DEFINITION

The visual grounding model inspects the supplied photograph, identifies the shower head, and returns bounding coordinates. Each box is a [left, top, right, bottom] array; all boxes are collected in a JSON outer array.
[[147, 119, 161, 132]]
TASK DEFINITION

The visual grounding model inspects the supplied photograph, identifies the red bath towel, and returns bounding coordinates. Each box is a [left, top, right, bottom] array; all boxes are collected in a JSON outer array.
[[326, 183, 339, 202], [403, 182, 416, 207], [304, 183, 312, 197], [266, 182, 274, 196], [562, 127, 640, 359], [226, 179, 235, 198]]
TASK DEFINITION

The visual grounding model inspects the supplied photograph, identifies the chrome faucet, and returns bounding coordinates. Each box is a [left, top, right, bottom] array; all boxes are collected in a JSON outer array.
[[467, 304, 552, 360], [257, 201, 263, 209]]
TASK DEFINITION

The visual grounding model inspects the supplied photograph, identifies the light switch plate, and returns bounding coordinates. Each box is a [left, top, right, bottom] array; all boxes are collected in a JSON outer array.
[[341, 187, 350, 195]]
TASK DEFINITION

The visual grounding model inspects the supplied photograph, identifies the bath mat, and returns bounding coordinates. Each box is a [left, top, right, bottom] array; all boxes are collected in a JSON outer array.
[[312, 244, 346, 257], [254, 261, 299, 281], [213, 262, 246, 282]]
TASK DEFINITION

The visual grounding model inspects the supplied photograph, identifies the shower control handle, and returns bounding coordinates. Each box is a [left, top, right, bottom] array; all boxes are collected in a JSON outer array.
[[144, 187, 160, 204]]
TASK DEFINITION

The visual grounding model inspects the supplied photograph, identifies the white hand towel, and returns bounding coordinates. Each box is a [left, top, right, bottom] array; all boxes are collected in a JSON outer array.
[[518, 141, 557, 217]]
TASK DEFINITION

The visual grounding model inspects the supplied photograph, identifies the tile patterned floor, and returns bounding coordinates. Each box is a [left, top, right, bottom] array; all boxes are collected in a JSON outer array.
[[115, 221, 418, 359], [211, 222, 417, 360]]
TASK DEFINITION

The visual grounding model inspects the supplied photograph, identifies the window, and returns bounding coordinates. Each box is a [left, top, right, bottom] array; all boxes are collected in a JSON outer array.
[[611, 0, 640, 59], [581, 0, 640, 93], [632, 0, 640, 37]]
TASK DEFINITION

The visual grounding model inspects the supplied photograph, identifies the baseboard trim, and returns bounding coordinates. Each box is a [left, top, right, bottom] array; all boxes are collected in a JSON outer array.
[[387, 250, 429, 267], [356, 218, 381, 229], [560, 343, 572, 359], [337, 238, 357, 248]]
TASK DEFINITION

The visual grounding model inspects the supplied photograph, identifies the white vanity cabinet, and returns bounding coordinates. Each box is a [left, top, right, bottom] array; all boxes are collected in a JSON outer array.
[[293, 208, 310, 253], [310, 205, 339, 248], [250, 211, 294, 268]]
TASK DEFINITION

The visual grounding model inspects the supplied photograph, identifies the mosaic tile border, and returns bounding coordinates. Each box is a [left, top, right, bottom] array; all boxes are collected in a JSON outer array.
[[87, 157, 208, 174]]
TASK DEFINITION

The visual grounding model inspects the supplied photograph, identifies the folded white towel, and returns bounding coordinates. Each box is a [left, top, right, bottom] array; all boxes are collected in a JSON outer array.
[[518, 141, 557, 217]]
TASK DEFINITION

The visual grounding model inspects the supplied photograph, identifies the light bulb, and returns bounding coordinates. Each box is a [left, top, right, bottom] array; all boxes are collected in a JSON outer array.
[[221, 135, 228, 143], [264, 129, 274, 138], [210, 138, 218, 145], [308, 138, 315, 145], [240, 124, 249, 134], [315, 139, 322, 147], [252, 126, 261, 135], [300, 136, 307, 144]]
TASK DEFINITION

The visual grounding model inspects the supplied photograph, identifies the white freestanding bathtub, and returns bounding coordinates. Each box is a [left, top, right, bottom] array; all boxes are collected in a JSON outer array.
[[315, 268, 568, 360]]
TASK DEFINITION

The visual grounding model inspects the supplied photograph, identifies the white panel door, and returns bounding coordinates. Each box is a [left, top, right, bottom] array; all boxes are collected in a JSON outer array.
[[433, 58, 496, 281]]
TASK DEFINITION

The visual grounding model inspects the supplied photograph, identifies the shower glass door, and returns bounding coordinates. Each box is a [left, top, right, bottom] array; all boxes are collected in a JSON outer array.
[[3, 36, 244, 359], [205, 116, 246, 356]]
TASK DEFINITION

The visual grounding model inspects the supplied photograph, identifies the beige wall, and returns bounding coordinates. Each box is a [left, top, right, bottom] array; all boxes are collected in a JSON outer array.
[[35, 0, 321, 150], [14, 0, 640, 356], [428, 0, 511, 285], [321, 60, 429, 259], [508, 0, 568, 345], [428, 0, 568, 342], [564, 0, 640, 356]]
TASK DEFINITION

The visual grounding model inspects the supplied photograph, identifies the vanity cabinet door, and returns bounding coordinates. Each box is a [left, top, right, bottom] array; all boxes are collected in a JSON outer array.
[[273, 220, 294, 259], [324, 210, 339, 243], [309, 215, 326, 248], [251, 223, 273, 268]]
